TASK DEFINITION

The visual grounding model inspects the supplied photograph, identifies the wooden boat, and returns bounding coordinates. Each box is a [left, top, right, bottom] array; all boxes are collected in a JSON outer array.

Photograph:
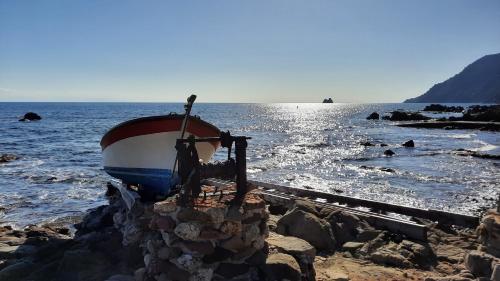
[[100, 114, 220, 194]]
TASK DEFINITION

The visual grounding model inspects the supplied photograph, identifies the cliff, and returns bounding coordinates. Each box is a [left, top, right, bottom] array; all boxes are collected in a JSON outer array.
[[405, 53, 500, 103]]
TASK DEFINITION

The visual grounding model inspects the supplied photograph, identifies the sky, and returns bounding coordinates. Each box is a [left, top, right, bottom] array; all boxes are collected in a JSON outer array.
[[0, 0, 499, 103]]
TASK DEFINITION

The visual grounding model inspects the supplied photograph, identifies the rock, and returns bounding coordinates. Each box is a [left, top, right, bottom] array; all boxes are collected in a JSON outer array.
[[267, 214, 281, 231], [402, 140, 415, 147], [491, 263, 500, 281], [0, 154, 18, 163], [366, 112, 380, 120], [150, 215, 176, 232], [268, 204, 288, 215], [215, 263, 250, 279], [174, 222, 201, 241], [397, 240, 432, 265], [134, 267, 146, 281], [423, 104, 464, 112], [106, 274, 136, 281], [424, 276, 474, 281], [292, 198, 319, 216], [153, 200, 178, 215], [157, 246, 181, 260], [57, 248, 112, 281], [221, 235, 247, 252], [370, 247, 412, 268], [175, 253, 204, 272], [264, 253, 302, 281], [379, 167, 395, 173], [326, 210, 370, 246], [323, 98, 333, 103], [75, 205, 116, 235], [380, 143, 388, 147], [267, 232, 316, 260], [0, 244, 37, 259], [464, 250, 496, 278], [384, 149, 395, 156], [477, 210, 500, 257], [382, 111, 430, 121], [342, 242, 364, 252], [0, 245, 20, 259], [189, 267, 213, 281], [360, 141, 375, 146], [329, 272, 350, 281], [157, 261, 190, 281], [174, 241, 215, 256], [0, 260, 35, 281], [219, 220, 242, 236], [202, 247, 234, 264], [19, 112, 41, 121], [358, 232, 387, 256], [198, 227, 230, 241], [276, 209, 336, 251], [267, 233, 316, 280], [458, 269, 474, 279]]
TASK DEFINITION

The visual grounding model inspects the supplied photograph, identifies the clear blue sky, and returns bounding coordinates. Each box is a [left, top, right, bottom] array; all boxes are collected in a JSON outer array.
[[1, 0, 499, 103]]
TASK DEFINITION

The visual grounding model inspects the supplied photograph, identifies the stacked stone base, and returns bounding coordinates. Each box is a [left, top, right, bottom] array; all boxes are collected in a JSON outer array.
[[139, 186, 269, 281], [464, 209, 500, 280]]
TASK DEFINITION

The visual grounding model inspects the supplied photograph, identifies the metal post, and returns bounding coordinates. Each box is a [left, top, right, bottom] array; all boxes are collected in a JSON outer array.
[[172, 95, 197, 177], [235, 137, 248, 198]]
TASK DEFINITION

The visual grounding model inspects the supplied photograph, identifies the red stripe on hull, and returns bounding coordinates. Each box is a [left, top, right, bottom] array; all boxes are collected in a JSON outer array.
[[100, 115, 220, 150]]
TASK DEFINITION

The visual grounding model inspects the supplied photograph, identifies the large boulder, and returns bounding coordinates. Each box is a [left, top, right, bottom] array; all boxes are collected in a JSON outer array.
[[19, 112, 41, 121], [267, 232, 316, 260], [325, 210, 371, 246], [267, 232, 316, 281], [292, 199, 319, 216], [276, 209, 336, 251], [264, 253, 302, 281], [75, 205, 117, 235]]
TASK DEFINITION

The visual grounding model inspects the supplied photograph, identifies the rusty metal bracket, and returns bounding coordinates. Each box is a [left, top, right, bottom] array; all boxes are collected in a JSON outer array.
[[175, 131, 251, 206]]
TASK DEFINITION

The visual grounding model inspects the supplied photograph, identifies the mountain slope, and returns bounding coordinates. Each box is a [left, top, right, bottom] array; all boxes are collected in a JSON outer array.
[[405, 53, 500, 103]]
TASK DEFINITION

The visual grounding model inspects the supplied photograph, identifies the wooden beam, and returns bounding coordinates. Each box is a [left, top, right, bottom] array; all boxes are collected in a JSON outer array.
[[249, 180, 479, 228]]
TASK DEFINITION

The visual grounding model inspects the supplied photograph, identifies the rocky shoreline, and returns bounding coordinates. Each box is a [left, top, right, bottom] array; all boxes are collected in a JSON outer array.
[[367, 104, 500, 132], [1, 183, 498, 281]]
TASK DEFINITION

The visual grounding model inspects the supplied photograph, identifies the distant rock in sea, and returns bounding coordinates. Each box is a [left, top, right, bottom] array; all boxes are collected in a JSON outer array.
[[19, 112, 42, 121], [405, 53, 500, 103], [322, 98, 333, 103]]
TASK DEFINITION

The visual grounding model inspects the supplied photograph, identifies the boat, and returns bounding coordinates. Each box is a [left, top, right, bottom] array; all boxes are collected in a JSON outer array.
[[100, 114, 220, 195]]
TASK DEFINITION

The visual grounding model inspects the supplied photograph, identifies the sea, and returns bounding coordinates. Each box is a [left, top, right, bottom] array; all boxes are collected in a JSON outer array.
[[0, 102, 499, 228]]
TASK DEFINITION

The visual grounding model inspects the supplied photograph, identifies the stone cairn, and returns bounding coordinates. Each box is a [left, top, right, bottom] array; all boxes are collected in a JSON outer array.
[[137, 185, 269, 281]]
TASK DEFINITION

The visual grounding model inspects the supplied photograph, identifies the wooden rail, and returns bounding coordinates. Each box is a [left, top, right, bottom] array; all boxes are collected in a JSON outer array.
[[203, 178, 428, 241], [248, 180, 479, 228], [259, 189, 428, 241]]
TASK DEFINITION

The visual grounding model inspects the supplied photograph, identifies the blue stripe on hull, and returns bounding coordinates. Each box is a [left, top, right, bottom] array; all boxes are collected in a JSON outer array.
[[104, 166, 179, 195]]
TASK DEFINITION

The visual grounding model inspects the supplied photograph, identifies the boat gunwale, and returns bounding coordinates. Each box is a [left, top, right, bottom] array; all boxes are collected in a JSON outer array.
[[100, 114, 221, 149]]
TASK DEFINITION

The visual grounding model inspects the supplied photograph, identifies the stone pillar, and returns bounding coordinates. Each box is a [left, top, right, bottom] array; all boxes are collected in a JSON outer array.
[[142, 187, 269, 281]]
